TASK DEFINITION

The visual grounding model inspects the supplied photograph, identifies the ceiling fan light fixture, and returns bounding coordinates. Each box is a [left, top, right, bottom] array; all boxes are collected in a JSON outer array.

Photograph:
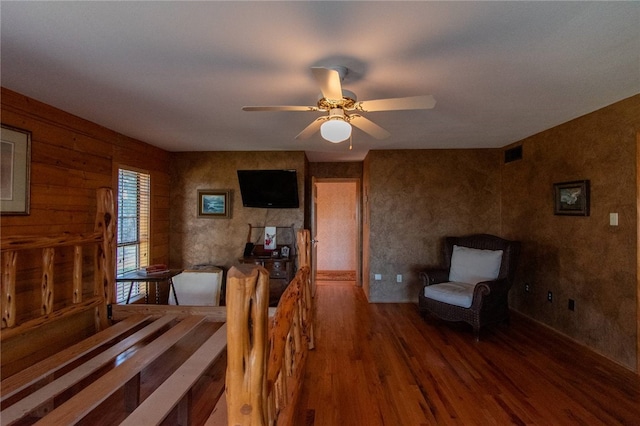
[[320, 108, 351, 143], [320, 119, 351, 143]]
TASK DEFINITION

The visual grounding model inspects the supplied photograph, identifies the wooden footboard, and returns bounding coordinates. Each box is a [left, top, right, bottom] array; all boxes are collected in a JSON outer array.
[[0, 186, 314, 426], [220, 229, 314, 426]]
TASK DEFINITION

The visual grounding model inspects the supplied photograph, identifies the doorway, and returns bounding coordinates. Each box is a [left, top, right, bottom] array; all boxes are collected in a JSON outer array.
[[312, 179, 361, 286]]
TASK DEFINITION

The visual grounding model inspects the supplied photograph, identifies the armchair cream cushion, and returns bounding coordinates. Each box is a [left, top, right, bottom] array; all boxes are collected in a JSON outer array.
[[423, 281, 475, 308], [448, 245, 503, 285]]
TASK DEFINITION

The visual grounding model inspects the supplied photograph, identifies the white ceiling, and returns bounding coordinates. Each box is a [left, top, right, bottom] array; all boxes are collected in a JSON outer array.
[[1, 2, 638, 162]]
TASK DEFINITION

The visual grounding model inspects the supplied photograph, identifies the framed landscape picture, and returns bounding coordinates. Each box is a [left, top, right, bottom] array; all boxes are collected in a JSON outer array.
[[198, 189, 231, 218], [553, 180, 590, 216], [1, 124, 31, 215]]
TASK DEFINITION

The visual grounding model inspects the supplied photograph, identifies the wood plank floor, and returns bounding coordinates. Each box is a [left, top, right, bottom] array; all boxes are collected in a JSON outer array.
[[294, 282, 640, 426]]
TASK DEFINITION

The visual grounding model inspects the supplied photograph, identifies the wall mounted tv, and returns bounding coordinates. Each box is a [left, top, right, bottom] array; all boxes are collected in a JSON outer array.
[[237, 169, 300, 209]]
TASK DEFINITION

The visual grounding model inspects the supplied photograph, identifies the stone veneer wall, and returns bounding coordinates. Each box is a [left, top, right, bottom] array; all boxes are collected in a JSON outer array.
[[503, 95, 640, 371], [363, 149, 502, 302], [169, 151, 306, 270]]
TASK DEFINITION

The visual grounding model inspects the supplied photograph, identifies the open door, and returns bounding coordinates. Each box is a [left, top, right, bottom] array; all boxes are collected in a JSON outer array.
[[311, 178, 361, 287]]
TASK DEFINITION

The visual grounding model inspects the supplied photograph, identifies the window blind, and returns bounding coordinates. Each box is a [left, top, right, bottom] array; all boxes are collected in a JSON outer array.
[[116, 168, 150, 303]]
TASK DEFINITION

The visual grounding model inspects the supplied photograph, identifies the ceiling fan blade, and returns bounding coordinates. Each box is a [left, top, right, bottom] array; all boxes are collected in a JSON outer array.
[[311, 67, 343, 101], [357, 95, 436, 112], [242, 105, 318, 112], [295, 117, 326, 140], [349, 115, 390, 139]]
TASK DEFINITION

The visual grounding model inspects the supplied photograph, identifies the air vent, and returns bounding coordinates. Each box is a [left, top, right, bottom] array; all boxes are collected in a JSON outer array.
[[504, 145, 522, 163]]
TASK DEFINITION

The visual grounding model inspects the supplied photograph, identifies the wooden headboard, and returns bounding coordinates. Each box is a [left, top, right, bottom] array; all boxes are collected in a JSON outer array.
[[1, 187, 115, 376]]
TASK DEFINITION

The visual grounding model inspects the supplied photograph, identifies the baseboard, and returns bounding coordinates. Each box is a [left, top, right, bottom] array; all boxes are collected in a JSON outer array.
[[316, 270, 356, 281]]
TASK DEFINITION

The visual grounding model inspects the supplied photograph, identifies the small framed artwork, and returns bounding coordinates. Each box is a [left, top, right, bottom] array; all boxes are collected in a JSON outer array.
[[198, 189, 231, 218], [554, 180, 590, 216], [264, 226, 276, 250], [1, 124, 31, 215]]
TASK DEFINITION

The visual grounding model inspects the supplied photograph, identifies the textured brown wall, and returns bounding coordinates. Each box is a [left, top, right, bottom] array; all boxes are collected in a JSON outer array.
[[308, 161, 363, 179], [503, 95, 640, 370], [169, 151, 306, 270], [363, 149, 502, 302]]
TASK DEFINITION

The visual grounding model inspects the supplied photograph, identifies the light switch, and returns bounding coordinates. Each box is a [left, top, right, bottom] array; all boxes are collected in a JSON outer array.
[[610, 213, 619, 226], [374, 274, 382, 281]]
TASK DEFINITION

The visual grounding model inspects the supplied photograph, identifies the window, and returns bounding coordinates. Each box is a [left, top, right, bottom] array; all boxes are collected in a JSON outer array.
[[116, 168, 150, 303]]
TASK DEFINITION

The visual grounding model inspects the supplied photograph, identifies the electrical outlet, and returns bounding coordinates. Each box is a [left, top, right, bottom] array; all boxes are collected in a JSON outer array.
[[524, 283, 530, 292], [568, 299, 575, 311], [396, 274, 403, 283], [547, 291, 553, 302], [374, 274, 382, 281]]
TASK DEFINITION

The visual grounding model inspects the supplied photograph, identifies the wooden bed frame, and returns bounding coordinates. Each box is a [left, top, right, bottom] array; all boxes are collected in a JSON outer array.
[[1, 188, 314, 426]]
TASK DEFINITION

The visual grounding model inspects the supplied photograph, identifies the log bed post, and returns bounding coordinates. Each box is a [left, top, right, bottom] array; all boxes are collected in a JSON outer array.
[[94, 187, 115, 330], [225, 265, 270, 426], [41, 247, 55, 315], [1, 250, 17, 328], [296, 229, 314, 349], [72, 246, 83, 304]]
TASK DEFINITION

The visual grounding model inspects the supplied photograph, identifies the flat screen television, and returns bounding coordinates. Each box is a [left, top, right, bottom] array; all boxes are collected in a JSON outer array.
[[237, 169, 300, 209]]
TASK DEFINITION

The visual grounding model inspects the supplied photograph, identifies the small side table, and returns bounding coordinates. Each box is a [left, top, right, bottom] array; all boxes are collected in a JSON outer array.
[[116, 269, 183, 304]]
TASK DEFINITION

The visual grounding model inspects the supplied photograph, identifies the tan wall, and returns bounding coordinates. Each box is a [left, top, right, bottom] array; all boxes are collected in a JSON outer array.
[[503, 94, 640, 371], [169, 151, 306, 270], [363, 149, 502, 302]]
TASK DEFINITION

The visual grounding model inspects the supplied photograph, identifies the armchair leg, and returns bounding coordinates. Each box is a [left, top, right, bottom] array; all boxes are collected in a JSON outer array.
[[473, 325, 481, 341]]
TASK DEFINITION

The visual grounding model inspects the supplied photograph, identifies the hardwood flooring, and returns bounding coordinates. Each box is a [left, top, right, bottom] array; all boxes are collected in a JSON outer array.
[[10, 282, 638, 425], [294, 282, 640, 426]]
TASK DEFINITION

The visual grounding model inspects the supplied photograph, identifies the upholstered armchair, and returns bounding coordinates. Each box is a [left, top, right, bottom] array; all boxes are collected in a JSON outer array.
[[418, 234, 520, 339]]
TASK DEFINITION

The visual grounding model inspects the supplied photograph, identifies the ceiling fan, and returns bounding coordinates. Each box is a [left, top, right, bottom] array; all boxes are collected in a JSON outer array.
[[242, 66, 436, 143]]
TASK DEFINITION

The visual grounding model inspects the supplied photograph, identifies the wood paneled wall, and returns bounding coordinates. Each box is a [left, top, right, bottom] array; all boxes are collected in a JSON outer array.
[[1, 88, 171, 245], [1, 88, 171, 363]]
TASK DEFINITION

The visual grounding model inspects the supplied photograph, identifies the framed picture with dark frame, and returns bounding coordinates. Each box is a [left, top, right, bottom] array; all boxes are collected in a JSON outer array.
[[554, 180, 590, 216], [198, 189, 231, 218], [1, 124, 31, 215]]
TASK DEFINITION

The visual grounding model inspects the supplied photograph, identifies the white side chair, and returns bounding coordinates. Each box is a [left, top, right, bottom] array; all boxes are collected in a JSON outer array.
[[169, 266, 223, 306]]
